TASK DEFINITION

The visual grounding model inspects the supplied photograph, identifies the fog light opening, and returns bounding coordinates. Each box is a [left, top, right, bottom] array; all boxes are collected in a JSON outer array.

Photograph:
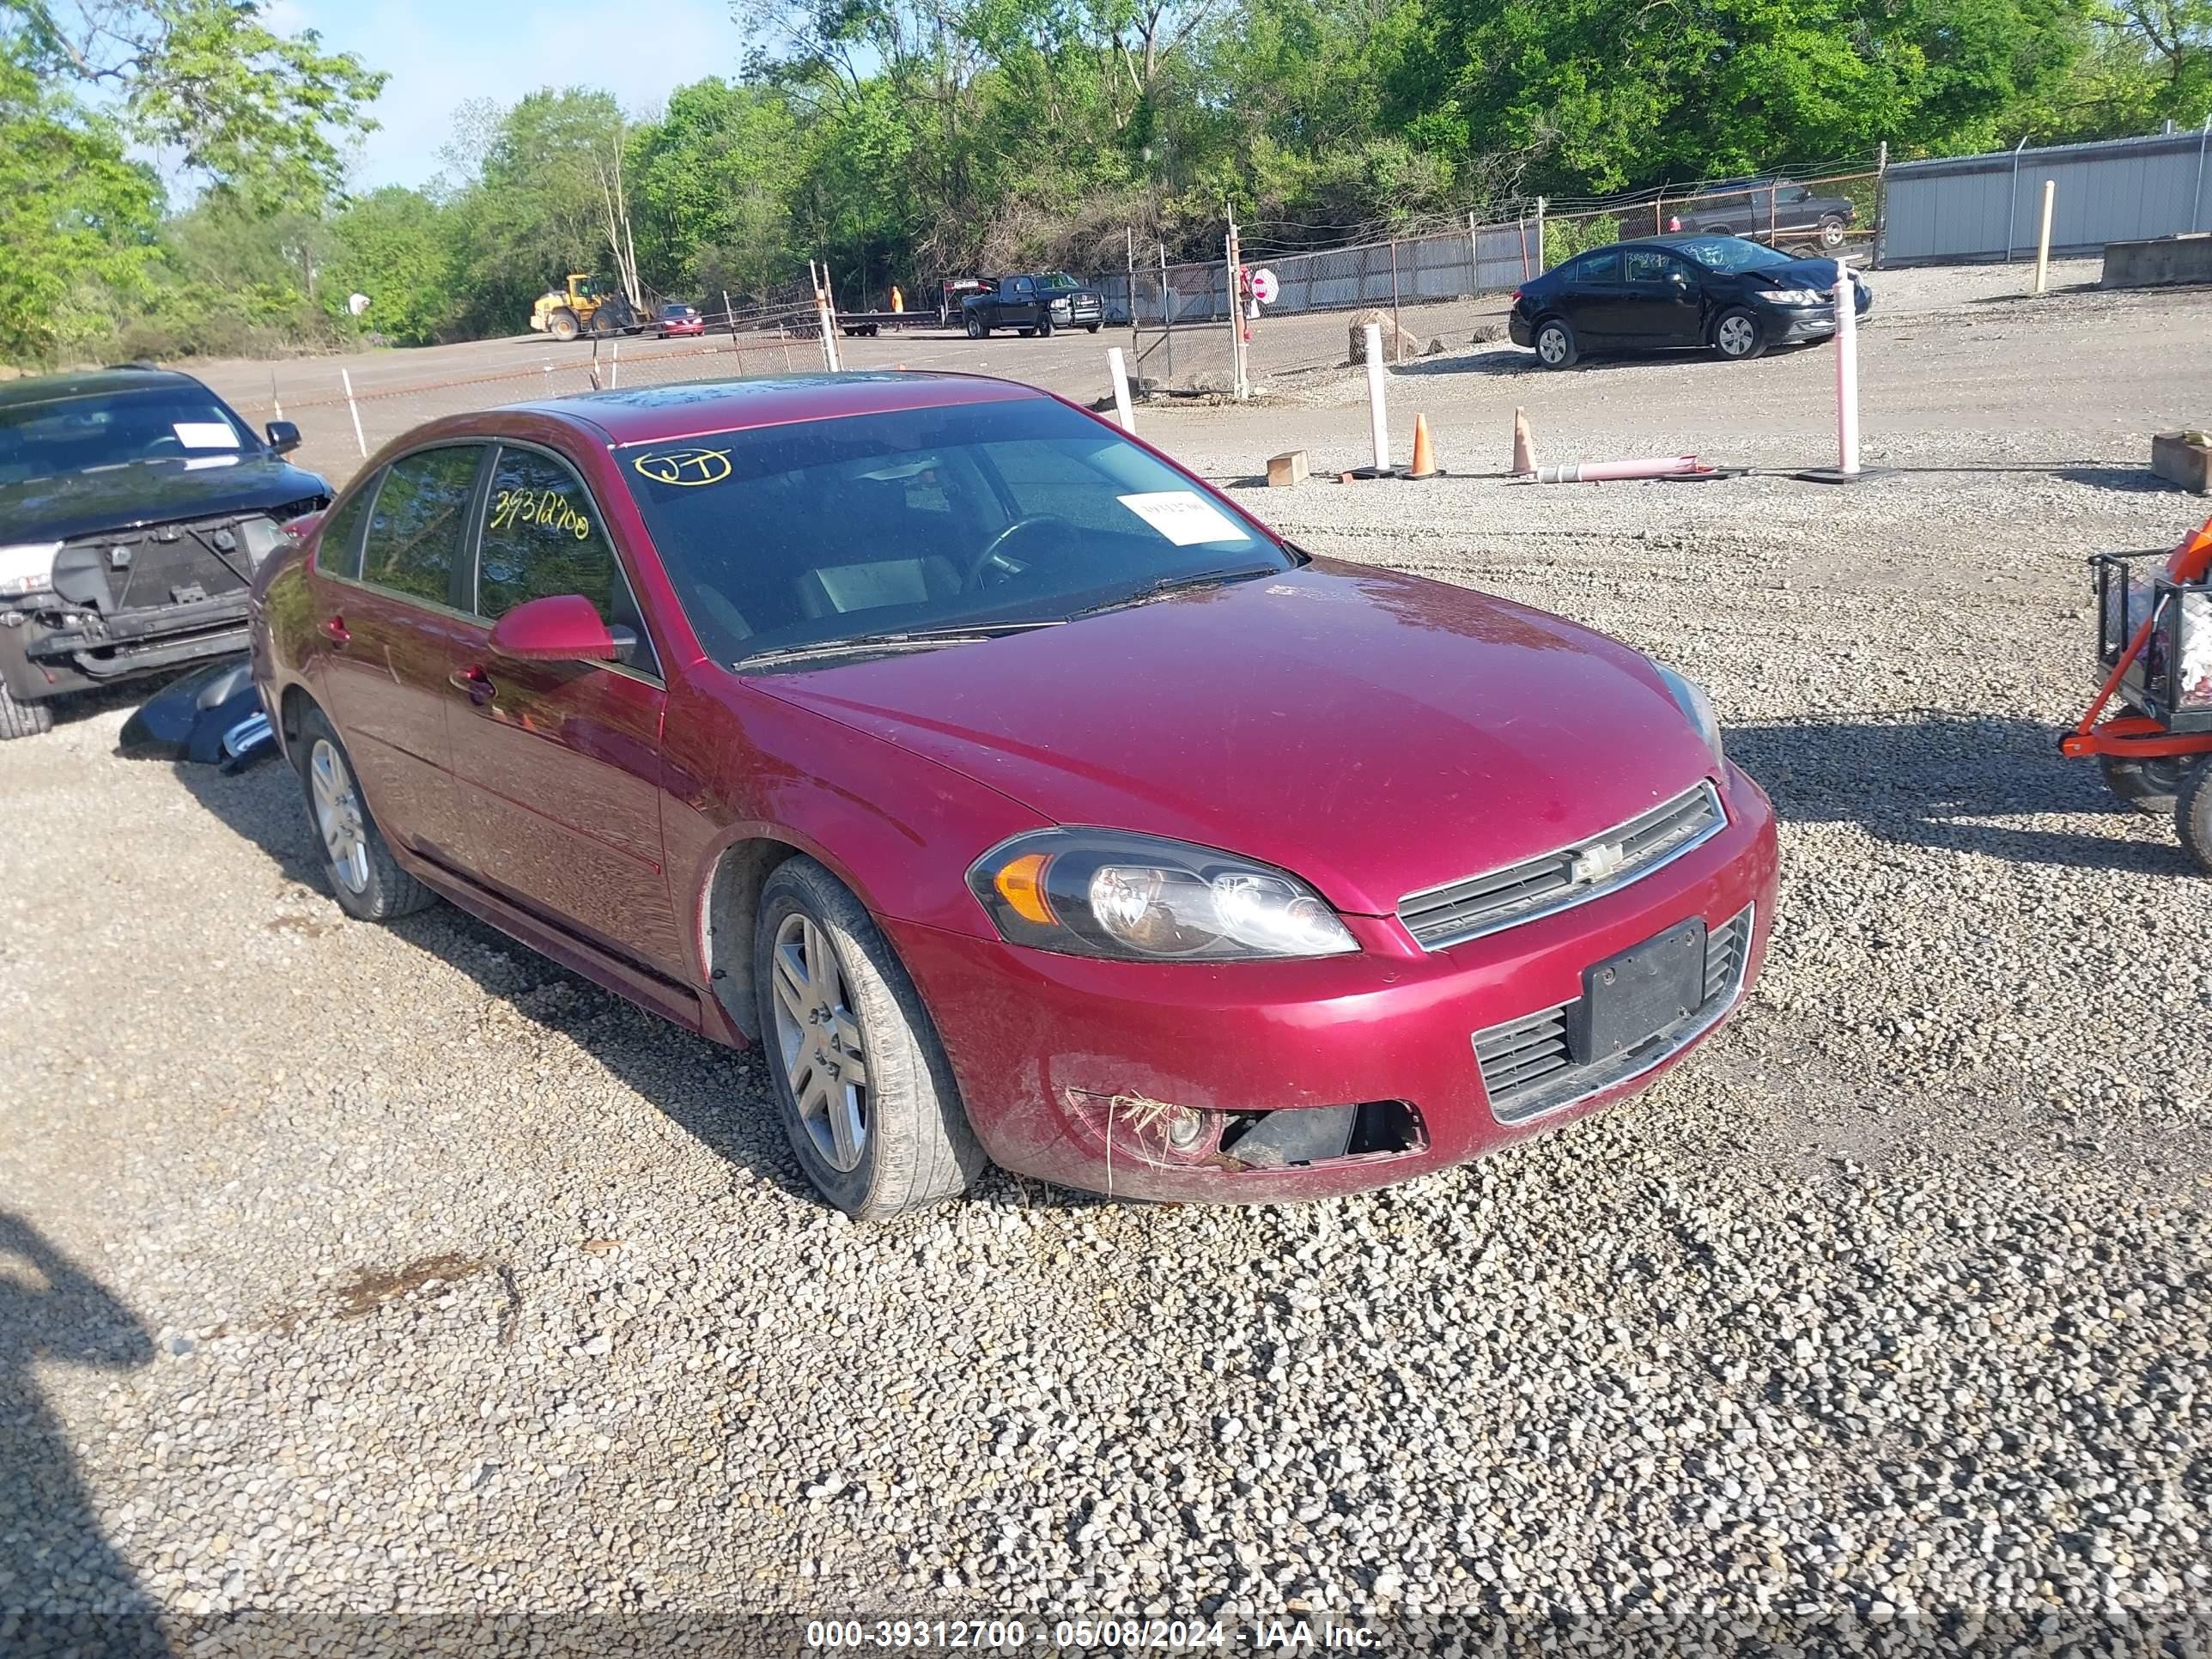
[[1164, 1105, 1207, 1152]]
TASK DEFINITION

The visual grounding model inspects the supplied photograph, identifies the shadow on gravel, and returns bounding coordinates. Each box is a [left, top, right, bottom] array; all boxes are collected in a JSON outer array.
[[166, 757, 1109, 1216], [1730, 711, 2191, 873], [0, 1212, 171, 1656]]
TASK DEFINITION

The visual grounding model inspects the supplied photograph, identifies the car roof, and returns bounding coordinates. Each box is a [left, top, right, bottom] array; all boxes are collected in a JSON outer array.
[[0, 366, 209, 410], [508, 371, 1049, 447]]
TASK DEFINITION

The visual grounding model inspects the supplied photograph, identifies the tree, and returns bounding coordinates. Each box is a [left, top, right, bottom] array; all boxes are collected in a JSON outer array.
[[327, 187, 455, 344]]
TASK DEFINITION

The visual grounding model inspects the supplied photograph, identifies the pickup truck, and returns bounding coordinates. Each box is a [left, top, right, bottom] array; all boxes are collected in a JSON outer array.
[[1666, 179, 1857, 249], [959, 273, 1104, 338]]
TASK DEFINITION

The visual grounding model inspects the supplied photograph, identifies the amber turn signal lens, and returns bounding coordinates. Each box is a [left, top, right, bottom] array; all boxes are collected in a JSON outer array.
[[993, 852, 1057, 925]]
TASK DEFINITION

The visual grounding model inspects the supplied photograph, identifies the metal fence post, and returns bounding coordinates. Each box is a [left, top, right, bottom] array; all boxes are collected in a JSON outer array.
[[1468, 210, 1480, 295], [1160, 244, 1174, 382], [2005, 137, 2027, 261], [1389, 240, 1402, 362], [1873, 142, 1889, 266], [2195, 115, 2211, 233], [1535, 197, 1547, 273]]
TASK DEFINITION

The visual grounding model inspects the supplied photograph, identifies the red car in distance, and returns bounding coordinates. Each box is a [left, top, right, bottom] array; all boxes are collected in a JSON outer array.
[[249, 374, 1778, 1218], [654, 303, 705, 338]]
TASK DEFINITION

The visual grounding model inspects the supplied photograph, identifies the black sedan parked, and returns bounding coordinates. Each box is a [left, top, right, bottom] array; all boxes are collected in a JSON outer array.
[[1508, 235, 1872, 369]]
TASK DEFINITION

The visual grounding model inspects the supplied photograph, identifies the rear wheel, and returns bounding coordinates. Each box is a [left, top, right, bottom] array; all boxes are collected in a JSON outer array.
[[2178, 762, 2212, 873], [295, 707, 435, 921], [2101, 752, 2190, 816], [1036, 311, 1054, 337], [964, 313, 988, 339], [0, 681, 54, 740], [1017, 326, 1036, 338], [754, 858, 984, 1218], [1712, 307, 1766, 361], [548, 307, 580, 343], [1818, 214, 1847, 249], [1085, 323, 1100, 333], [1534, 318, 1578, 369]]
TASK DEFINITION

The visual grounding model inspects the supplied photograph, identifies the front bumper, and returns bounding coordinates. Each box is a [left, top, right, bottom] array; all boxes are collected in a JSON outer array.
[[1765, 288, 1873, 343], [0, 595, 252, 702], [890, 763, 1779, 1201]]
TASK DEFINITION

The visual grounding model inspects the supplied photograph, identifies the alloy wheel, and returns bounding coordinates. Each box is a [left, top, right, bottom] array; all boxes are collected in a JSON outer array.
[[308, 738, 371, 896], [770, 912, 872, 1172]]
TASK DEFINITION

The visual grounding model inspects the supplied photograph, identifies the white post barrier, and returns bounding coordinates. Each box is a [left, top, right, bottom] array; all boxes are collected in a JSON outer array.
[[1833, 259, 1860, 477], [341, 368, 367, 459], [1363, 323, 1391, 474], [1107, 346, 1135, 434], [611, 338, 620, 389], [2033, 179, 2057, 295]]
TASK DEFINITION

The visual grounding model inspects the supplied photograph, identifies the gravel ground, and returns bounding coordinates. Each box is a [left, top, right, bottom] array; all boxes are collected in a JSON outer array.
[[5, 262, 2211, 1656]]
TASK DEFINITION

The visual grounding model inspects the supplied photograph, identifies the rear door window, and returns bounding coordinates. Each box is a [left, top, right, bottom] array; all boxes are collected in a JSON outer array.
[[315, 474, 380, 580], [1569, 250, 1623, 284], [360, 446, 483, 607]]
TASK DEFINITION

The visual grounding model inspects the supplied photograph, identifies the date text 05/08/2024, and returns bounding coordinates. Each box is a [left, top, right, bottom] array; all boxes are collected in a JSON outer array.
[[805, 1619, 1379, 1651]]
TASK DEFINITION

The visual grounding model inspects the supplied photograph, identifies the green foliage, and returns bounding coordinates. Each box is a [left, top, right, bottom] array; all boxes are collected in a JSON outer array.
[[1540, 212, 1620, 268], [5, 0, 2208, 366]]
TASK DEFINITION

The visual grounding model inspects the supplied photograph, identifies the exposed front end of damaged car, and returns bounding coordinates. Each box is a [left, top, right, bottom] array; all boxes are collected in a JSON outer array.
[[0, 509, 314, 707]]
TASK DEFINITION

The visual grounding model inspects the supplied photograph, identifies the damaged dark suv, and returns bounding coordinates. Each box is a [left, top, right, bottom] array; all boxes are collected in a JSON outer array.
[[0, 367, 331, 738]]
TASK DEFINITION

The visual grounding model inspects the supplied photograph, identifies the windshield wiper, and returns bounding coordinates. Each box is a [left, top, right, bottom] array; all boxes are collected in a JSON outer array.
[[734, 618, 1065, 670], [1068, 565, 1279, 619]]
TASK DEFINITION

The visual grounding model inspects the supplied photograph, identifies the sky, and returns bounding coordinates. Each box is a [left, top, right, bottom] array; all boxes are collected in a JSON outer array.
[[273, 0, 742, 191]]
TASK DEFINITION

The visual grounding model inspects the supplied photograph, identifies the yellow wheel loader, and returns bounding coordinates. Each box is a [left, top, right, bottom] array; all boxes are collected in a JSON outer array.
[[530, 275, 643, 343]]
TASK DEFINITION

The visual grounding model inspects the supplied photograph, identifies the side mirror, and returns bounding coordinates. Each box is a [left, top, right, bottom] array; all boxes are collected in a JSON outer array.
[[487, 593, 617, 664], [265, 420, 302, 456]]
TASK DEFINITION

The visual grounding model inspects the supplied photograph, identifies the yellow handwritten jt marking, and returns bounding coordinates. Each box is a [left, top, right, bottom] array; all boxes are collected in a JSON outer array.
[[633, 447, 732, 488], [489, 486, 592, 540]]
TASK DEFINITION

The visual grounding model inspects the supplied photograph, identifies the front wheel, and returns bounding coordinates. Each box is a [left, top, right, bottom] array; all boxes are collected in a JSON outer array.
[[1534, 318, 1578, 369], [295, 707, 435, 921], [964, 313, 987, 339], [1084, 323, 1100, 333], [2101, 752, 2189, 816], [1712, 307, 1767, 361], [2176, 763, 2212, 873], [754, 858, 984, 1218], [1036, 311, 1054, 337], [0, 680, 54, 739]]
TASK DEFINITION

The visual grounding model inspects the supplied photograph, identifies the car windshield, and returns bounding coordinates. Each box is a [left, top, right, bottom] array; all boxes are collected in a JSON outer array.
[[619, 397, 1291, 666], [1038, 273, 1083, 290], [0, 386, 258, 485], [659, 305, 691, 317], [1674, 237, 1798, 273]]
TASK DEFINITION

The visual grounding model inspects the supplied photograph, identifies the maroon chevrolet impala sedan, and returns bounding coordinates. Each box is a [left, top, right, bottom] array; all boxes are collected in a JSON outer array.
[[249, 374, 1778, 1217]]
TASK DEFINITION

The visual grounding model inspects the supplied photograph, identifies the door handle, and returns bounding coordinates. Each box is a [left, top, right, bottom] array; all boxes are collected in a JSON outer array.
[[319, 616, 349, 647], [449, 664, 497, 706]]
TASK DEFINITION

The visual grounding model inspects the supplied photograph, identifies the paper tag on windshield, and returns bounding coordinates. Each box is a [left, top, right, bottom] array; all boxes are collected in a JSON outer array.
[[1117, 491, 1246, 546], [173, 422, 240, 450]]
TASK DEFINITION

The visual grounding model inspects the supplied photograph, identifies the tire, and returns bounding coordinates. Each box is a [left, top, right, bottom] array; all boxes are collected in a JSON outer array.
[[965, 313, 988, 339], [0, 680, 54, 739], [1017, 327, 1036, 338], [295, 706, 435, 921], [1818, 215, 1847, 250], [548, 308, 580, 343], [1085, 323, 1100, 334], [1712, 307, 1767, 361], [2100, 752, 2190, 816], [1534, 317, 1578, 369], [2176, 762, 2212, 873], [1708, 225, 1735, 238], [1036, 311, 1054, 337], [754, 857, 985, 1218]]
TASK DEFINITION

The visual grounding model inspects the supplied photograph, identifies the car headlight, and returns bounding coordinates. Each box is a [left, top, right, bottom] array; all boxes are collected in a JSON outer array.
[[969, 829, 1358, 961], [1655, 664, 1724, 768], [237, 515, 292, 568], [0, 542, 59, 599], [1764, 287, 1827, 306]]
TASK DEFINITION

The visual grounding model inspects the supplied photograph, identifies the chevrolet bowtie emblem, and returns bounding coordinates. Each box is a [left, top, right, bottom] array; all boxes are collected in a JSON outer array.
[[1569, 841, 1626, 886]]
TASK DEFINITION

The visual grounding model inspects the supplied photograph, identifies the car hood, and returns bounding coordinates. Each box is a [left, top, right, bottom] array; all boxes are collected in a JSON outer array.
[[753, 558, 1718, 917], [1743, 256, 1865, 292], [0, 456, 331, 544]]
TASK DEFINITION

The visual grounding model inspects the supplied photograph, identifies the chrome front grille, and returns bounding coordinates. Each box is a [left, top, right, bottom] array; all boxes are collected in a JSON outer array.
[[1400, 781, 1726, 950], [1474, 903, 1755, 1125]]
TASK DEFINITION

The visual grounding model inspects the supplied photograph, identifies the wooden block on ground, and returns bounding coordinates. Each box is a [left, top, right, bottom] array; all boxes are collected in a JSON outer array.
[[1267, 449, 1310, 489], [2151, 431, 2212, 495]]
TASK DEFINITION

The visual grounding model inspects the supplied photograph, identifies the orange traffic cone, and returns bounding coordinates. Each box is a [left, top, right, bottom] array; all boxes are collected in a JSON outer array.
[[1511, 407, 1536, 476], [1407, 413, 1440, 479]]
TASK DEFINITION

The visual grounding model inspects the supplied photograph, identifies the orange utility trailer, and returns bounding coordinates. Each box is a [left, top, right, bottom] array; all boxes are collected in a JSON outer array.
[[2063, 514, 2212, 868]]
